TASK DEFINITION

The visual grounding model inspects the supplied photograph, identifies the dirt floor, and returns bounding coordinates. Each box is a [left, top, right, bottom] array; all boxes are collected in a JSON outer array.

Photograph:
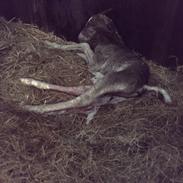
[[0, 17, 183, 183]]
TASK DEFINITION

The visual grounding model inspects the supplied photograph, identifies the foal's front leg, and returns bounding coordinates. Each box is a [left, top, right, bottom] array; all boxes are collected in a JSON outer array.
[[44, 41, 96, 65]]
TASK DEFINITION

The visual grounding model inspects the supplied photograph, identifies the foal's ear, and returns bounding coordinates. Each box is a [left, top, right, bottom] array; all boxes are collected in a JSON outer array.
[[106, 21, 125, 46], [100, 14, 113, 25]]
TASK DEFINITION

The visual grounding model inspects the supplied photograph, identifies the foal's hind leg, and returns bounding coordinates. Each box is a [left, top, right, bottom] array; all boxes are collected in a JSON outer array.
[[20, 78, 92, 96]]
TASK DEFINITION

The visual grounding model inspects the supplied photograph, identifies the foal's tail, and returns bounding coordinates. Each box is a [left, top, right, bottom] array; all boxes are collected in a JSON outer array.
[[143, 85, 172, 104]]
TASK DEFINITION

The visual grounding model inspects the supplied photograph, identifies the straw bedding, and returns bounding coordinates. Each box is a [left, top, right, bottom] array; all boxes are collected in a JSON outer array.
[[0, 18, 183, 183]]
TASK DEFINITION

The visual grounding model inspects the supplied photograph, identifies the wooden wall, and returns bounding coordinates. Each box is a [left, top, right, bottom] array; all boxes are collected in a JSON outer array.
[[0, 0, 182, 66]]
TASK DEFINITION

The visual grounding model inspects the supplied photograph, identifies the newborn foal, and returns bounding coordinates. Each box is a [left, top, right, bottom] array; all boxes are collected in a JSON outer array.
[[20, 14, 172, 123]]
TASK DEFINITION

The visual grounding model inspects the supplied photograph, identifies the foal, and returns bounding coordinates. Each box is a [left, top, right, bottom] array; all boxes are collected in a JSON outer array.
[[20, 14, 172, 123]]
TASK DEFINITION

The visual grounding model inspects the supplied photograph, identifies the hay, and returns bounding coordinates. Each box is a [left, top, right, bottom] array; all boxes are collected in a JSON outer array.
[[0, 18, 183, 183]]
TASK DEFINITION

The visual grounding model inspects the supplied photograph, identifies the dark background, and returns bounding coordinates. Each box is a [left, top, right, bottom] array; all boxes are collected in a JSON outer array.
[[0, 0, 182, 67]]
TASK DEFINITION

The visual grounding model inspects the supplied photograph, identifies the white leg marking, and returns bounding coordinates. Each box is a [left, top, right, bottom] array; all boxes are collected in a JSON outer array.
[[20, 78, 91, 95], [20, 78, 50, 89]]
